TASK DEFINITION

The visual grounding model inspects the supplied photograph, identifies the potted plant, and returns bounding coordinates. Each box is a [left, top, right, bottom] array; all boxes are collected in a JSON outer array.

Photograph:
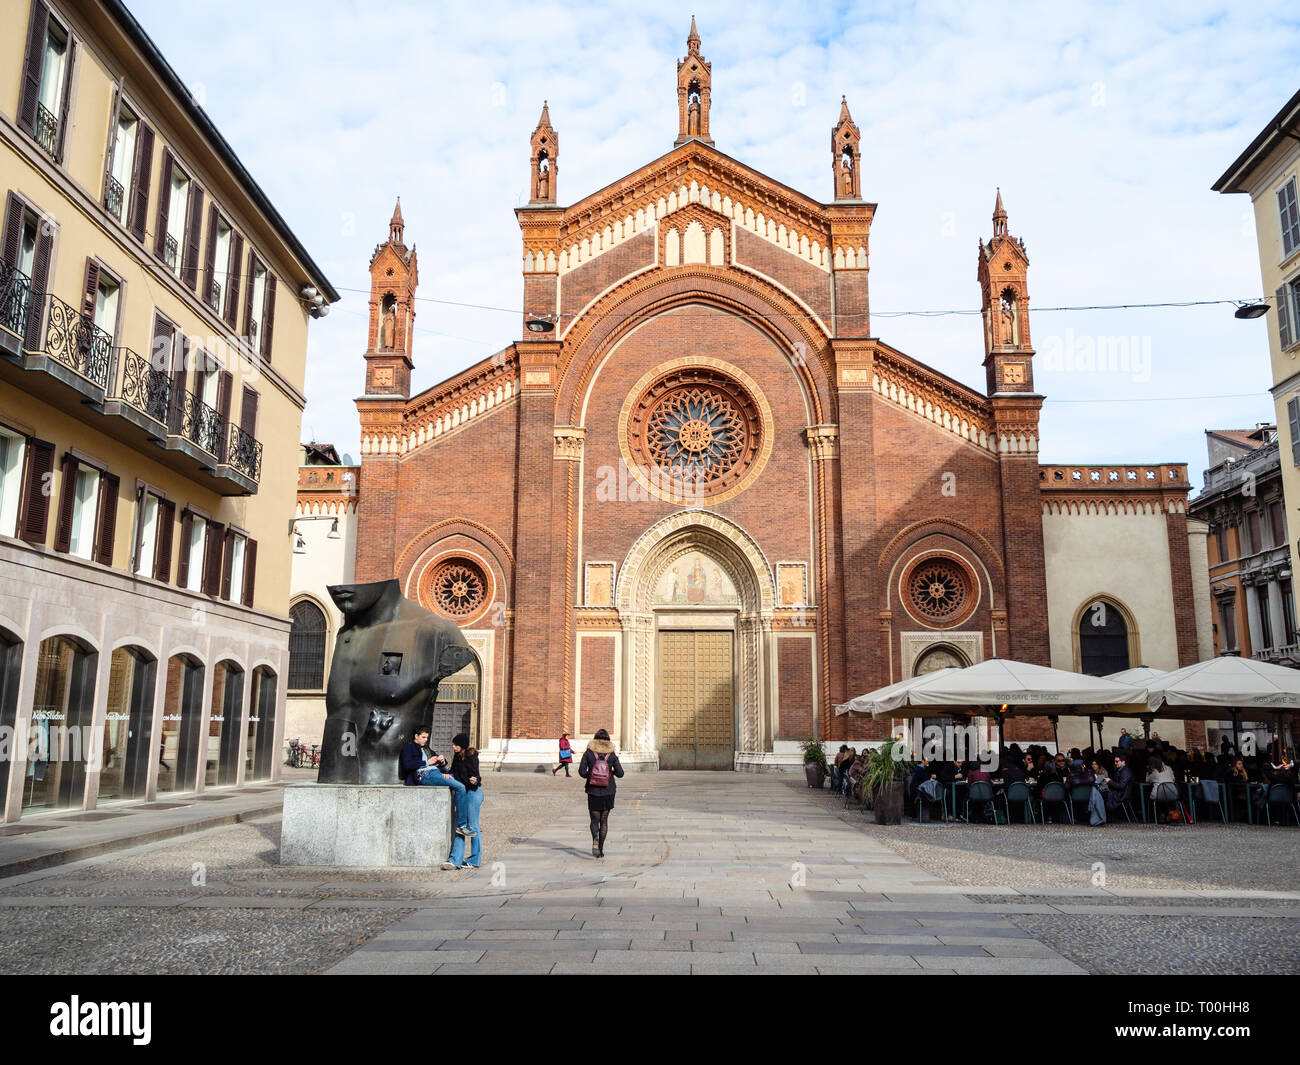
[[865, 739, 913, 824], [799, 737, 828, 789]]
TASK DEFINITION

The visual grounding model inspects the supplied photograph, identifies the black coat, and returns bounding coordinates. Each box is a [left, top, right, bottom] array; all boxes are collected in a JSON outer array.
[[450, 750, 481, 791], [578, 741, 624, 797], [399, 741, 428, 786]]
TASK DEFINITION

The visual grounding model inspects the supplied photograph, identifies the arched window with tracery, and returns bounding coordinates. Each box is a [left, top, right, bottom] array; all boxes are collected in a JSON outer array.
[[1078, 598, 1130, 676], [288, 599, 328, 690]]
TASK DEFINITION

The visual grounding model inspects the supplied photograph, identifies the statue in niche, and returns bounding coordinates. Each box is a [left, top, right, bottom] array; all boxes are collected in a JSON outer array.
[[318, 580, 474, 784], [380, 304, 397, 350], [537, 153, 549, 199]]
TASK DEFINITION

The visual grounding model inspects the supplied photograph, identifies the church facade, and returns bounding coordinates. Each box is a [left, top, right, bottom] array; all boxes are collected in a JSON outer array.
[[352, 24, 1212, 768]]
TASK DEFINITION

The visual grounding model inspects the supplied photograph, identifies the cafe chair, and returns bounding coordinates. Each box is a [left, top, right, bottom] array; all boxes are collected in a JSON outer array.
[[1069, 783, 1094, 824], [1151, 781, 1189, 825], [1114, 780, 1138, 824], [1190, 781, 1228, 824], [1264, 783, 1300, 827], [1003, 781, 1036, 824], [965, 779, 998, 824], [1039, 780, 1074, 825]]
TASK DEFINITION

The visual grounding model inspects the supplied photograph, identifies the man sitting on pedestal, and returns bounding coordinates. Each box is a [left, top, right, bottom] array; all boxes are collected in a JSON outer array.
[[401, 726, 473, 840]]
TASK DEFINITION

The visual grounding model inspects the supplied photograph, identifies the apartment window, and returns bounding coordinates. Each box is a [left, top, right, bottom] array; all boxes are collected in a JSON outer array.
[[1284, 580, 1299, 646], [223, 531, 247, 602], [1269, 499, 1286, 548], [0, 425, 27, 536], [248, 258, 267, 345], [133, 489, 174, 581], [182, 512, 206, 592], [207, 214, 232, 313], [105, 101, 139, 223], [1280, 277, 1299, 350], [1258, 586, 1273, 651], [1290, 397, 1300, 467], [55, 459, 100, 562], [1281, 177, 1300, 260], [1218, 599, 1237, 653], [1214, 522, 1229, 564], [92, 271, 120, 339], [18, 5, 73, 160], [164, 167, 190, 276], [1246, 509, 1262, 555]]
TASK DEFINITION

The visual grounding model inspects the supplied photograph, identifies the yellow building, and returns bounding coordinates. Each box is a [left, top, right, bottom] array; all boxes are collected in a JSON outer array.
[[0, 0, 336, 820], [1214, 89, 1300, 598]]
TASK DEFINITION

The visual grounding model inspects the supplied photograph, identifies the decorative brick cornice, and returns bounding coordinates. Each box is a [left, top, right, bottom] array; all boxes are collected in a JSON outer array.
[[554, 425, 586, 460], [872, 345, 997, 452]]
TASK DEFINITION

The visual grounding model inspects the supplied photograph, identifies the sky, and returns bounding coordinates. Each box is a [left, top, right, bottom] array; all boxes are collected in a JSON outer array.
[[128, 0, 1300, 485]]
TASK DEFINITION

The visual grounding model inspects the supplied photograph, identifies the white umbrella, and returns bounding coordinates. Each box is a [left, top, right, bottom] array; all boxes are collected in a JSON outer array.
[[834, 667, 961, 716], [871, 658, 1149, 718], [1146, 656, 1300, 755], [1100, 666, 1170, 747]]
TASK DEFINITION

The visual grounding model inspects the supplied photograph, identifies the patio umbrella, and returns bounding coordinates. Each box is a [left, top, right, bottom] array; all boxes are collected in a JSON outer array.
[[1103, 666, 1169, 745], [1145, 656, 1300, 756], [834, 667, 961, 716], [866, 658, 1150, 765]]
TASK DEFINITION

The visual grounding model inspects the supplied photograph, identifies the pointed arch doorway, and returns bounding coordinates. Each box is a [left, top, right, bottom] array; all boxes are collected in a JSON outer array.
[[617, 513, 776, 770]]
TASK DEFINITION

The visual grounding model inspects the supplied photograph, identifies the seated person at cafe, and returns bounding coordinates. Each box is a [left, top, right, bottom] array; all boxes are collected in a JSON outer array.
[[1002, 758, 1027, 785], [1105, 753, 1133, 811], [1042, 753, 1070, 783], [1145, 755, 1175, 785], [1067, 758, 1094, 787], [911, 759, 948, 820]]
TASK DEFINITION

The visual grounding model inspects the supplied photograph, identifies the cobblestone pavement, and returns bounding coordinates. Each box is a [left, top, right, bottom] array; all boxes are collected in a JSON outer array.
[[2, 774, 1296, 974]]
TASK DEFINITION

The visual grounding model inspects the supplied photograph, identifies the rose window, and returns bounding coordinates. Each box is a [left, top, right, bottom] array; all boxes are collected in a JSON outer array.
[[429, 559, 487, 619], [906, 559, 972, 623], [627, 367, 762, 498]]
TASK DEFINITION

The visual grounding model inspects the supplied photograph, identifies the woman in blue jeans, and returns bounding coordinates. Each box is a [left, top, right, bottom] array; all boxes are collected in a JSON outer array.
[[443, 734, 483, 870]]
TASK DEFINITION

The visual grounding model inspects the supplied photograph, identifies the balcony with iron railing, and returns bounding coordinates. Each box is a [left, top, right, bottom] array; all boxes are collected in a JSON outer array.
[[206, 278, 222, 314], [34, 101, 59, 159], [104, 173, 125, 222], [0, 254, 263, 495], [162, 233, 179, 274]]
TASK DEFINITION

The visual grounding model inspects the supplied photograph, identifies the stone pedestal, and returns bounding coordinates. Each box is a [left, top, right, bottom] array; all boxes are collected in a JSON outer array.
[[280, 783, 452, 867]]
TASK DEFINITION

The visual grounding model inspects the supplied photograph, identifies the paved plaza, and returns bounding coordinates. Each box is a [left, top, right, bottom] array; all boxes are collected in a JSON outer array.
[[0, 773, 1297, 975]]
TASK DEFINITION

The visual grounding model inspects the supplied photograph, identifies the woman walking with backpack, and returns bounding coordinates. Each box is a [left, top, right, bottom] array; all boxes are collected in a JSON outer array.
[[578, 729, 624, 858]]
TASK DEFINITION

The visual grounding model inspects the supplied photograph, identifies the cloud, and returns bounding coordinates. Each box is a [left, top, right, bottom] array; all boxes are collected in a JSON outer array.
[[127, 0, 1298, 476]]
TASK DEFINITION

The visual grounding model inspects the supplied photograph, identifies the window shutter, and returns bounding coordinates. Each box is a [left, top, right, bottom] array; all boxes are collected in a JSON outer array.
[[242, 538, 257, 607], [181, 183, 204, 290], [1280, 287, 1293, 351], [93, 472, 120, 566], [202, 520, 225, 596], [53, 453, 77, 554], [240, 386, 259, 438], [17, 1, 50, 136], [17, 437, 55, 546], [127, 123, 154, 241], [2, 194, 23, 268], [154, 149, 174, 261], [242, 249, 256, 340], [102, 87, 121, 206], [54, 38, 75, 162], [1290, 398, 1300, 467], [220, 527, 236, 599], [170, 334, 189, 434], [175, 509, 193, 587], [224, 233, 243, 328], [202, 204, 218, 307], [153, 497, 175, 581], [24, 223, 52, 350], [216, 369, 233, 458], [80, 258, 101, 320], [261, 274, 276, 361]]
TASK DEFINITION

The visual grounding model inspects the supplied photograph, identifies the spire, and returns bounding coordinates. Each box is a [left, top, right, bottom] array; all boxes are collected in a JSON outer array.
[[992, 188, 1007, 237], [676, 19, 713, 146], [832, 96, 862, 201], [529, 101, 559, 204], [389, 197, 404, 244]]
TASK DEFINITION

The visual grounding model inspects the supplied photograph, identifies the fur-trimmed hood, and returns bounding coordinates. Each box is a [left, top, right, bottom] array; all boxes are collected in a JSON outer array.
[[587, 738, 616, 755]]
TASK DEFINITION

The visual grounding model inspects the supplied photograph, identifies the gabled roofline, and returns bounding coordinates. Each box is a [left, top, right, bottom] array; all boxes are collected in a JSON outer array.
[[1212, 87, 1300, 194], [100, 0, 339, 301]]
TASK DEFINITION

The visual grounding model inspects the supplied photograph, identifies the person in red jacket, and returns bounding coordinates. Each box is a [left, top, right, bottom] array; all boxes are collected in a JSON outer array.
[[552, 732, 573, 777]]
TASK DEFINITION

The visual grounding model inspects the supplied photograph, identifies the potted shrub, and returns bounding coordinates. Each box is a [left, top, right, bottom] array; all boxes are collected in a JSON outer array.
[[799, 737, 828, 789], [865, 739, 913, 824]]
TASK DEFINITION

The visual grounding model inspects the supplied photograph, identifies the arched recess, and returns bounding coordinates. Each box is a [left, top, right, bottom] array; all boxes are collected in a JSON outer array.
[[288, 596, 330, 691], [1072, 593, 1140, 676], [247, 665, 279, 781], [395, 519, 513, 613], [24, 633, 98, 813], [208, 660, 245, 788], [616, 510, 775, 760], [556, 268, 836, 430], [432, 647, 483, 753], [879, 518, 1006, 608], [158, 653, 204, 797], [98, 645, 157, 803], [0, 625, 23, 811]]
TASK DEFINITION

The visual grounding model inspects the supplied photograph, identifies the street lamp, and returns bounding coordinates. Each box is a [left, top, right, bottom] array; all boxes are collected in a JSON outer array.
[[525, 315, 555, 333], [1234, 301, 1270, 319]]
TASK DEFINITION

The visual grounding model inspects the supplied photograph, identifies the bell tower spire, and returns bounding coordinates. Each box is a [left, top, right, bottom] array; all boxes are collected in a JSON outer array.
[[364, 201, 418, 399], [832, 96, 861, 201], [675, 17, 713, 147], [529, 102, 558, 204], [389, 197, 404, 244], [978, 188, 1034, 395]]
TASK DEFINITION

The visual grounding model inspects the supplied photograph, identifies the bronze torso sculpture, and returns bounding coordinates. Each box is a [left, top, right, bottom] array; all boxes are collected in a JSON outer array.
[[318, 580, 474, 784]]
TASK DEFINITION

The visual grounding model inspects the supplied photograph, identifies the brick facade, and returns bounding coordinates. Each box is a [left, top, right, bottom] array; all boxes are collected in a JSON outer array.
[[352, 26, 1202, 764]]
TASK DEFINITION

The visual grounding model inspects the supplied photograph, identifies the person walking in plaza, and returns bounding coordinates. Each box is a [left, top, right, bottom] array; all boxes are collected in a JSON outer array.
[[401, 726, 473, 841], [443, 734, 483, 870], [553, 732, 573, 777], [578, 728, 624, 858]]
